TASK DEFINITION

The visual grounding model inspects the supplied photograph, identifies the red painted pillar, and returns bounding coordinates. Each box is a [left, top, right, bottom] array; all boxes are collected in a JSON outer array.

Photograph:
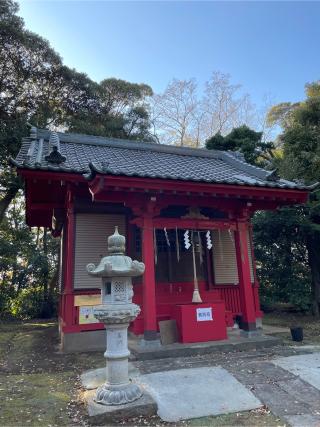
[[248, 226, 263, 318], [141, 215, 157, 340], [235, 220, 257, 333], [61, 192, 75, 331], [64, 195, 75, 294]]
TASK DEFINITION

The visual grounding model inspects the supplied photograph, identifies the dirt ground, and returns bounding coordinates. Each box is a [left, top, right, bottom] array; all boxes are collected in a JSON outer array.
[[0, 314, 319, 427]]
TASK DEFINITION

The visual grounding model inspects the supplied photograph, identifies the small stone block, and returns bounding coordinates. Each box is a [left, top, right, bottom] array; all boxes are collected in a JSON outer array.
[[159, 320, 178, 345], [84, 388, 157, 425], [240, 329, 262, 338]]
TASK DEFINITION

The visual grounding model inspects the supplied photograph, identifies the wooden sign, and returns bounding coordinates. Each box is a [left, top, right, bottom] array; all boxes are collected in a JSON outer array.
[[79, 306, 100, 324], [74, 294, 101, 307]]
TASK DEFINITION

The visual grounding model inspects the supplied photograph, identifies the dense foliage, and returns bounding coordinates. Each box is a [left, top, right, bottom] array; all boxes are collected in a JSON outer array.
[[253, 208, 312, 311], [206, 115, 319, 313], [205, 125, 273, 166], [1, 0, 319, 318], [0, 193, 59, 319], [0, 0, 153, 319]]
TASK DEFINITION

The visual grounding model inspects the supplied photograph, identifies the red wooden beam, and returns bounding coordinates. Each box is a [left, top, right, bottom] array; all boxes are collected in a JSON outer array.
[[131, 217, 237, 230], [18, 169, 87, 183], [89, 175, 308, 201], [18, 168, 309, 204]]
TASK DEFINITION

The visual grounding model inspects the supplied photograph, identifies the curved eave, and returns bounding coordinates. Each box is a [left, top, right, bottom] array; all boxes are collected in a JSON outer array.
[[83, 165, 316, 192], [11, 159, 316, 197], [87, 172, 311, 207]]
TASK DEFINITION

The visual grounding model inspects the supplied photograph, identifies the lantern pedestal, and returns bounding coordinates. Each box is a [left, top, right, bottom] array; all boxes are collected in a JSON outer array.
[[94, 305, 142, 405], [87, 227, 145, 406]]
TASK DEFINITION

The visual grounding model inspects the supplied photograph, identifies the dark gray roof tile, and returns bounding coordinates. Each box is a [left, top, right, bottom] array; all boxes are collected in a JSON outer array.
[[12, 128, 317, 191]]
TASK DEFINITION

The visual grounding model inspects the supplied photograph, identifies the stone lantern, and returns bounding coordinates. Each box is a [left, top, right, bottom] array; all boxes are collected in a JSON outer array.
[[86, 226, 145, 405]]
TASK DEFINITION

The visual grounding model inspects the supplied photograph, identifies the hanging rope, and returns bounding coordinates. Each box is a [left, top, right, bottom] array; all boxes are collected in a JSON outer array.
[[175, 227, 180, 262], [164, 227, 170, 247], [228, 228, 235, 250], [197, 231, 203, 264], [218, 229, 224, 262], [191, 230, 202, 303], [153, 228, 158, 265]]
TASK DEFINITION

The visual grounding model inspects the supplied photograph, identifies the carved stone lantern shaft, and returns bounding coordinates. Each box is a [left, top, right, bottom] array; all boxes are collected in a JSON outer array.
[[87, 226, 145, 405]]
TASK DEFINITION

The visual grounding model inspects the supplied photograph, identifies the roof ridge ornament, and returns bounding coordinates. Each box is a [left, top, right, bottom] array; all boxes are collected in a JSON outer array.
[[266, 169, 280, 182], [45, 146, 66, 164], [45, 131, 66, 164], [83, 161, 110, 180]]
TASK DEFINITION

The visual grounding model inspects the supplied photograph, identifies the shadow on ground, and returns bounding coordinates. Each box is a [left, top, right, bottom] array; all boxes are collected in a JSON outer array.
[[2, 315, 318, 426]]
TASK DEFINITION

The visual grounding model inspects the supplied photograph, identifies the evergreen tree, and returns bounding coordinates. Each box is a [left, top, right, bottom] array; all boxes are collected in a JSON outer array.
[[206, 125, 273, 166], [267, 82, 320, 315]]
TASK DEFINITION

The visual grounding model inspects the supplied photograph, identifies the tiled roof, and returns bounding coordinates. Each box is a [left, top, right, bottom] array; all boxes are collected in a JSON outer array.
[[11, 128, 316, 190]]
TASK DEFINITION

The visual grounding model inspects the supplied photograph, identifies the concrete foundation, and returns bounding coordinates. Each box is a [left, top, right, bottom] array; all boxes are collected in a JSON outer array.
[[61, 330, 105, 353], [129, 331, 282, 361], [61, 327, 281, 354]]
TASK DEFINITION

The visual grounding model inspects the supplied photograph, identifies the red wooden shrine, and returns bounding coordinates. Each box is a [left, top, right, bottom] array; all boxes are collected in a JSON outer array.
[[11, 129, 313, 351]]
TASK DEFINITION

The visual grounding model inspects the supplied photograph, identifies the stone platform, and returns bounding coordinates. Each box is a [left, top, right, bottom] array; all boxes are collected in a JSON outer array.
[[84, 388, 157, 425], [129, 330, 282, 360]]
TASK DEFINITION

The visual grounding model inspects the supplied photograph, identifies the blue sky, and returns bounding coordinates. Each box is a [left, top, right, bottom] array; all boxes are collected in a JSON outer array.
[[18, 1, 320, 108]]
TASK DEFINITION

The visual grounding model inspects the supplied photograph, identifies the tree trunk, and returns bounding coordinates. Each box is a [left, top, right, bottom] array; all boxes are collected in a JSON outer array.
[[42, 227, 48, 300], [306, 231, 320, 317], [48, 238, 61, 299], [0, 182, 20, 223]]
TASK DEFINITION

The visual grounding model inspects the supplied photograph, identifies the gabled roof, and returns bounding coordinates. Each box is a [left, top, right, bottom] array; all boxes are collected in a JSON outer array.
[[11, 128, 317, 190]]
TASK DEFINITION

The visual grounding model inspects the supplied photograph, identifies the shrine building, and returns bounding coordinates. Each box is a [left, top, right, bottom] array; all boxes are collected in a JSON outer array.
[[11, 128, 314, 352]]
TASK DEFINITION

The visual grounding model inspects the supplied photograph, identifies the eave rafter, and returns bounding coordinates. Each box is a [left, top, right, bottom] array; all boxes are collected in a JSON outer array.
[[17, 168, 310, 229], [87, 173, 309, 209]]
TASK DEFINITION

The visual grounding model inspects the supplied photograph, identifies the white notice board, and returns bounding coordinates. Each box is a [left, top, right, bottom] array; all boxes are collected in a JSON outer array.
[[196, 307, 213, 321], [79, 306, 100, 324]]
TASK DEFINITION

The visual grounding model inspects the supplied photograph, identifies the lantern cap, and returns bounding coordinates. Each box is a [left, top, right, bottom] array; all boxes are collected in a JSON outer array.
[[86, 226, 145, 278], [108, 226, 125, 255]]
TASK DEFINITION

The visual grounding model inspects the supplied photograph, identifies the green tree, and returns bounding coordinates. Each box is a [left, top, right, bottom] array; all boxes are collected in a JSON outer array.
[[0, 193, 59, 318], [69, 78, 154, 141], [206, 122, 316, 312], [0, 0, 155, 221], [267, 82, 320, 315], [253, 208, 312, 311], [206, 125, 274, 166], [0, 0, 155, 319], [0, 0, 97, 222]]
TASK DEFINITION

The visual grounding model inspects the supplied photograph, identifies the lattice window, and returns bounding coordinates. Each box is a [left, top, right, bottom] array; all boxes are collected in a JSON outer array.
[[114, 282, 126, 294], [113, 281, 126, 301]]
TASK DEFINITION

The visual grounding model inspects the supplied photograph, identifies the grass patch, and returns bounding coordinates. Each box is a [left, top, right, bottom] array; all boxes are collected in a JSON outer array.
[[188, 408, 284, 426], [1, 316, 317, 426], [263, 312, 320, 345], [0, 372, 74, 426], [121, 408, 285, 426]]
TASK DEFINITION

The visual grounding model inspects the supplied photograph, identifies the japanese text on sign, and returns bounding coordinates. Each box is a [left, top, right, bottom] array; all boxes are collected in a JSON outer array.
[[196, 307, 213, 321], [79, 306, 100, 324]]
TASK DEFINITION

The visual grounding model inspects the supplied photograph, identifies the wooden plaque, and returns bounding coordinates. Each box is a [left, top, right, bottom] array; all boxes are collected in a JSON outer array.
[[74, 294, 101, 307]]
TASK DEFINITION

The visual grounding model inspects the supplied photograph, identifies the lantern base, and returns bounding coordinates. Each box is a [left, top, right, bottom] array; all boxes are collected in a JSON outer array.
[[95, 382, 143, 406]]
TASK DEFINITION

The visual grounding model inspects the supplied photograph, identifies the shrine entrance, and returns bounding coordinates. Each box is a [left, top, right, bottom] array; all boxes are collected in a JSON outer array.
[[129, 206, 259, 343]]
